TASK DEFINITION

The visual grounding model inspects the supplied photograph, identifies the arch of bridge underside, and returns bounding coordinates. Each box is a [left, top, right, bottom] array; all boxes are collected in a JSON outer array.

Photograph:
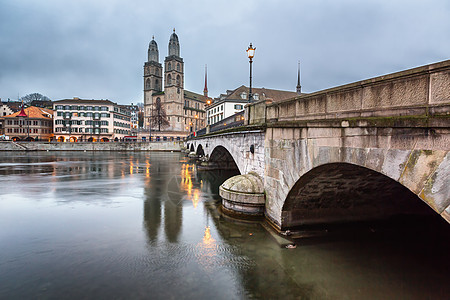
[[208, 145, 241, 174], [196, 144, 205, 157], [280, 162, 437, 229], [190, 132, 264, 176]]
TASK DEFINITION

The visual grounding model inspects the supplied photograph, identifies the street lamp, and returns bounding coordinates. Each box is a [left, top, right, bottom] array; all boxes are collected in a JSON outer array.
[[246, 43, 256, 103]]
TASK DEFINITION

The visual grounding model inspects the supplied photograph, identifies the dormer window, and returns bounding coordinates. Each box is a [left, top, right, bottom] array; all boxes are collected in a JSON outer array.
[[253, 93, 259, 100], [241, 92, 247, 99]]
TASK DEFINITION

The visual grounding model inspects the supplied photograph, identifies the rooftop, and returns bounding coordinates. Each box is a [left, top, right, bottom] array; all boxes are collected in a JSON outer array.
[[4, 106, 53, 119], [53, 98, 115, 105]]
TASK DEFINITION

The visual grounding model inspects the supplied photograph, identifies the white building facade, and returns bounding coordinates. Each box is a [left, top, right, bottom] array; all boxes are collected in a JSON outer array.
[[53, 98, 132, 142]]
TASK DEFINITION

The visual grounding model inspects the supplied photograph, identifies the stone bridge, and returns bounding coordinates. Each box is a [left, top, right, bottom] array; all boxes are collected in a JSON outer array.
[[187, 60, 450, 230]]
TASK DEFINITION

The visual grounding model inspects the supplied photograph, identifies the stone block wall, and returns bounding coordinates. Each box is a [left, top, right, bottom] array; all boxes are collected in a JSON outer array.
[[254, 60, 450, 124], [264, 124, 450, 228]]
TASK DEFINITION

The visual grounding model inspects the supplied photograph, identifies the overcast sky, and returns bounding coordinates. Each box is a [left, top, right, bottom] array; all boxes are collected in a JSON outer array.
[[1, 0, 449, 104]]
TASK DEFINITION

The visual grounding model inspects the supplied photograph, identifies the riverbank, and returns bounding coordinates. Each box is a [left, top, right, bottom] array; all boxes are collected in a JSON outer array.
[[0, 141, 182, 151]]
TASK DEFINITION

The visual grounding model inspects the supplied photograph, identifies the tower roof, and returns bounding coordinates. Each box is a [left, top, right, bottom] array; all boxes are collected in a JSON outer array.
[[148, 36, 159, 63], [149, 37, 158, 47], [168, 28, 180, 57], [170, 28, 179, 43]]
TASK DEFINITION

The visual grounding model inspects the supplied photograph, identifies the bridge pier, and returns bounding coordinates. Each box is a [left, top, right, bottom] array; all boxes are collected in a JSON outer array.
[[219, 172, 265, 217]]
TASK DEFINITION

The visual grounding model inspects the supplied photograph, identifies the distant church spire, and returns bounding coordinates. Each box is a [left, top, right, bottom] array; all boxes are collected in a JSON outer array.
[[296, 61, 302, 95], [203, 65, 208, 97]]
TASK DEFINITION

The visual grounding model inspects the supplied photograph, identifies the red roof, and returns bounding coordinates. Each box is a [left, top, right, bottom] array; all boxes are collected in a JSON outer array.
[[17, 107, 27, 117]]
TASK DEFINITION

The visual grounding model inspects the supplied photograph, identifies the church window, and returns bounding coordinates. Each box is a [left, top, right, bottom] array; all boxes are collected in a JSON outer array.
[[146, 78, 151, 90], [155, 79, 159, 90], [168, 63, 172, 70], [167, 74, 172, 85], [177, 63, 180, 71], [176, 75, 180, 87]]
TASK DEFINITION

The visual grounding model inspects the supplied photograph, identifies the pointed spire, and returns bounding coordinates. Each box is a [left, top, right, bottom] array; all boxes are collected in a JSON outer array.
[[203, 64, 208, 97], [17, 106, 27, 117], [296, 61, 302, 95]]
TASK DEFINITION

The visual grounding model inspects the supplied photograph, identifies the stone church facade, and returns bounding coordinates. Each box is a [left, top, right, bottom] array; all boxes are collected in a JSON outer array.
[[143, 30, 206, 140]]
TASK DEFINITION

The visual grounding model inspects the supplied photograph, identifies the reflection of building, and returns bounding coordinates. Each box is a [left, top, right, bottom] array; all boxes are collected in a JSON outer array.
[[207, 86, 298, 125], [144, 30, 206, 140], [3, 106, 53, 141], [53, 98, 132, 142]]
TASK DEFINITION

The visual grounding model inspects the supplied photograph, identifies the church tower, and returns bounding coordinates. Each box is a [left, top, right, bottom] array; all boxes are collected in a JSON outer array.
[[163, 29, 184, 131], [144, 37, 163, 128], [296, 61, 302, 95]]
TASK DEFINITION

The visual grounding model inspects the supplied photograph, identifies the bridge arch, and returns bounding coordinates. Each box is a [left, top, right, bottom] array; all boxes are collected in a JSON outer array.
[[280, 162, 435, 229], [209, 145, 241, 174], [196, 144, 205, 157]]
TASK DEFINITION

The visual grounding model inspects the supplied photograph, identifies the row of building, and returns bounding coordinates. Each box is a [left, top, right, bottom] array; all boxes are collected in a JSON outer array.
[[1, 30, 302, 142], [0, 99, 135, 142]]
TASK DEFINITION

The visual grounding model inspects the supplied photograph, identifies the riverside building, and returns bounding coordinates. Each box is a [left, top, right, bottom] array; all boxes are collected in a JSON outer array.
[[53, 98, 132, 142], [3, 106, 53, 141], [207, 86, 298, 125]]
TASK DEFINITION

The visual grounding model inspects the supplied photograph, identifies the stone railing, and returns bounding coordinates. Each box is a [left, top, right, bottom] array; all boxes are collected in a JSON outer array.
[[246, 60, 450, 125]]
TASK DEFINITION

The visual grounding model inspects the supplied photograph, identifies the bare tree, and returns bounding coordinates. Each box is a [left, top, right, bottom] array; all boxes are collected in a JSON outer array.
[[21, 93, 51, 104], [150, 98, 170, 131], [138, 110, 145, 128]]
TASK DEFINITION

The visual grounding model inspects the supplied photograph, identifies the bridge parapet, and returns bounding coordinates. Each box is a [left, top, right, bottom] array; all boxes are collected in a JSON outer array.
[[246, 60, 450, 125]]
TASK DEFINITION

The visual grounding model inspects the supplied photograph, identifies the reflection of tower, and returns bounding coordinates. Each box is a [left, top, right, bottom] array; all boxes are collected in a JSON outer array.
[[143, 177, 162, 244], [164, 162, 185, 243], [143, 158, 169, 244], [142, 154, 184, 244]]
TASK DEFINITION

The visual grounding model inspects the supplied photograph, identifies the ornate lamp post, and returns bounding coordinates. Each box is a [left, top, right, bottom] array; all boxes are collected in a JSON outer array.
[[246, 43, 256, 102]]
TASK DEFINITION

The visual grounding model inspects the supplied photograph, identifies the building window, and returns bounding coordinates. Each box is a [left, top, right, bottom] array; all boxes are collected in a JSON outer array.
[[234, 104, 243, 110], [167, 74, 172, 85], [168, 62, 172, 70], [177, 63, 180, 71], [241, 92, 247, 99]]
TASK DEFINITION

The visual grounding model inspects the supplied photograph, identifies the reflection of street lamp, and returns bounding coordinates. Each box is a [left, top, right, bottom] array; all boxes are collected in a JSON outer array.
[[246, 43, 256, 103]]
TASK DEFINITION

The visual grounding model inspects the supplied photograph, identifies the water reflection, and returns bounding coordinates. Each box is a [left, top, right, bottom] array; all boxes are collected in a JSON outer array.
[[1, 152, 449, 299]]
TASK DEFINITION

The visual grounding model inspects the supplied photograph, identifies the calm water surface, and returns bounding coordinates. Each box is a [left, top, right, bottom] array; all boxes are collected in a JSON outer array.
[[0, 151, 449, 299]]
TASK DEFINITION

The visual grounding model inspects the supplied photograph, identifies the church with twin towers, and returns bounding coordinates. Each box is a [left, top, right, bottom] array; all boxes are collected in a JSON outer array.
[[143, 29, 207, 140]]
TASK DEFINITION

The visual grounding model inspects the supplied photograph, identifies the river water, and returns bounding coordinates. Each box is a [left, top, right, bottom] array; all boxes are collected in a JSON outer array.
[[0, 151, 449, 299]]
